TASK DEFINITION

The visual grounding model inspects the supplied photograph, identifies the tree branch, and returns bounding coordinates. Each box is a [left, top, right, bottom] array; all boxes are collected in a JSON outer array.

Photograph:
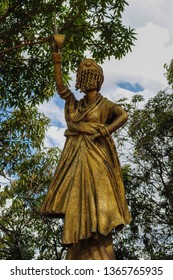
[[0, 36, 52, 55], [0, 0, 24, 23]]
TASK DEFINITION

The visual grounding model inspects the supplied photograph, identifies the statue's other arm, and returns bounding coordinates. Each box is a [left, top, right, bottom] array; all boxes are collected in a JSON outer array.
[[107, 104, 128, 134], [92, 103, 128, 141], [52, 52, 71, 101]]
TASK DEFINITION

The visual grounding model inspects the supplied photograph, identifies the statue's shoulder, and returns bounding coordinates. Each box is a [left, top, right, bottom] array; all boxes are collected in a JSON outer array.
[[101, 96, 117, 108]]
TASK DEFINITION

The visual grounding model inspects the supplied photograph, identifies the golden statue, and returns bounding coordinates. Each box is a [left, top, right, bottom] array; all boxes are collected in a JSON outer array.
[[40, 35, 131, 260]]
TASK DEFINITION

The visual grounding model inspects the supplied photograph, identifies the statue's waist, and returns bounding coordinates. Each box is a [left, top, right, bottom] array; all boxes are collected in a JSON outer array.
[[64, 121, 108, 136]]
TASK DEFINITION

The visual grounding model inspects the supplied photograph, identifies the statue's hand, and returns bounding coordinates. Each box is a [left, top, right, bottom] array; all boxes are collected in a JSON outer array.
[[90, 133, 101, 142], [90, 125, 110, 142], [52, 52, 61, 63]]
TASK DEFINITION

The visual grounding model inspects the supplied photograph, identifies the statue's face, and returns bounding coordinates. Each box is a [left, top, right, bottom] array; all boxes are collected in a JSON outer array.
[[75, 59, 103, 93]]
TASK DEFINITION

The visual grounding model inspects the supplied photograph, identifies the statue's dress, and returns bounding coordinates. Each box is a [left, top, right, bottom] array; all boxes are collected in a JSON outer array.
[[40, 92, 131, 253]]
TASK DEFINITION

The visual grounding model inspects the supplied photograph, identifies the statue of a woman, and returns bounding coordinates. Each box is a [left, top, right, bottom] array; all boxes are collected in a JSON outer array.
[[40, 39, 131, 260]]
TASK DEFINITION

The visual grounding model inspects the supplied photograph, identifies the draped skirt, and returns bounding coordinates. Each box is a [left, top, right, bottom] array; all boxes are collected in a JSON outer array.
[[40, 128, 131, 245]]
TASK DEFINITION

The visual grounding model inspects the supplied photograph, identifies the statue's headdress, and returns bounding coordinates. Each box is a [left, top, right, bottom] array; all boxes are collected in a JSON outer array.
[[75, 59, 104, 92]]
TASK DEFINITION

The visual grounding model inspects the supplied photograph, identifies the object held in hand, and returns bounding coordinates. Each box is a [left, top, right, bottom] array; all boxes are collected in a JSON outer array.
[[53, 34, 65, 50]]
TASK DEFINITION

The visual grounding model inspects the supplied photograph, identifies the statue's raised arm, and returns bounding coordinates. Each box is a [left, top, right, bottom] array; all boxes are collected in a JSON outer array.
[[52, 35, 71, 100]]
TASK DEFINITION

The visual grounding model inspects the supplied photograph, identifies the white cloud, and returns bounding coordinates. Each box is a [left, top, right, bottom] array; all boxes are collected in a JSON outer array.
[[38, 96, 66, 127], [44, 126, 66, 149], [100, 0, 173, 101], [123, 0, 173, 44], [38, 97, 67, 149], [0, 176, 10, 187], [101, 22, 173, 100], [39, 95, 66, 149]]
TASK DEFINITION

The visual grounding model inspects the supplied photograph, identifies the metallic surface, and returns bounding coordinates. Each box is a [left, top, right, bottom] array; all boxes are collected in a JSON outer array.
[[40, 37, 131, 259]]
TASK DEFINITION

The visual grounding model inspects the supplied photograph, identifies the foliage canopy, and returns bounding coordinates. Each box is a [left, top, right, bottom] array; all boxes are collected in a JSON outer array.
[[0, 0, 136, 108], [114, 90, 173, 260]]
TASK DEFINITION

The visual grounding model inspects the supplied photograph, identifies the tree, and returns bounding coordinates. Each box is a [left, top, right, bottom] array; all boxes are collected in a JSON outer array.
[[113, 90, 173, 260], [0, 147, 66, 259], [1, 0, 136, 109]]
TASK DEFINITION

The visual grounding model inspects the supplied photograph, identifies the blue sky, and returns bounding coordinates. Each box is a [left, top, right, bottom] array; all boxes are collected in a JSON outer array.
[[117, 82, 144, 93], [39, 0, 173, 149]]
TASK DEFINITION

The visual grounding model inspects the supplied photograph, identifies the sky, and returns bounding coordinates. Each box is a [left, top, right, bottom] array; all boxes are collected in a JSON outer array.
[[39, 0, 173, 150]]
